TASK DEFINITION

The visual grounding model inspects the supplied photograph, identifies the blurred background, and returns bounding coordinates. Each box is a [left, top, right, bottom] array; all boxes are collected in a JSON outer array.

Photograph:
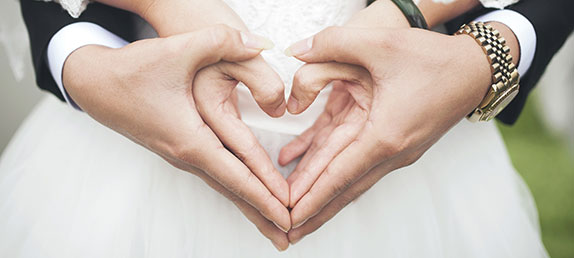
[[1, 1, 573, 257]]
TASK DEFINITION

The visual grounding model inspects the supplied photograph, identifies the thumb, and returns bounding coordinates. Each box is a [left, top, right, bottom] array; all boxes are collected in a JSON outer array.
[[216, 58, 287, 117], [284, 26, 378, 68], [288, 62, 371, 114], [174, 24, 275, 71]]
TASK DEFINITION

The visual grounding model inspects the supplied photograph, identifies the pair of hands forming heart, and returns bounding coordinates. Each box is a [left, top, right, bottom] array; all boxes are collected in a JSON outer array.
[[66, 0, 510, 251]]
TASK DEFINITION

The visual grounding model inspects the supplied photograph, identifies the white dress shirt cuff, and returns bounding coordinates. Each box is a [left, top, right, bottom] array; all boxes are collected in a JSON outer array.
[[475, 9, 537, 76], [47, 22, 129, 110]]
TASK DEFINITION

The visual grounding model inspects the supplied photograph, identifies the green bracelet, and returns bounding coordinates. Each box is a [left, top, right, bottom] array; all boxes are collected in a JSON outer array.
[[390, 0, 429, 29]]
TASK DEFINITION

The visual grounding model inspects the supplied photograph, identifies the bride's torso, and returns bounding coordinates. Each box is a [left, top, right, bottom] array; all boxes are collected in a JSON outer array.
[[226, 0, 366, 135]]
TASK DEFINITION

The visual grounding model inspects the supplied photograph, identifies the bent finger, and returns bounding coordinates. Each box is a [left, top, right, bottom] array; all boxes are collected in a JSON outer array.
[[289, 62, 370, 114], [193, 67, 290, 208], [177, 25, 273, 71]]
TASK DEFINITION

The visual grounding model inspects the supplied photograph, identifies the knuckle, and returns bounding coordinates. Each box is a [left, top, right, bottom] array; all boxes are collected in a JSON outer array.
[[322, 26, 343, 39], [234, 140, 259, 162], [294, 66, 322, 94], [371, 30, 399, 51], [208, 24, 233, 50], [374, 136, 408, 158], [169, 143, 199, 165], [166, 125, 211, 166], [401, 151, 424, 168]]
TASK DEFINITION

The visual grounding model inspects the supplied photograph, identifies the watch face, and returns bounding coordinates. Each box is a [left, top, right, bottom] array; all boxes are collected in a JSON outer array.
[[489, 85, 520, 119]]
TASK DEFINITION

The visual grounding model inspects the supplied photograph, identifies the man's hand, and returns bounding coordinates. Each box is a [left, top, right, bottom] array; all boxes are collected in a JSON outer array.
[[62, 25, 290, 250], [280, 26, 497, 243]]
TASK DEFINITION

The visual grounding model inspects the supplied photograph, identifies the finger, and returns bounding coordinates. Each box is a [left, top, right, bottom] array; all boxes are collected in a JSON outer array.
[[281, 83, 352, 170], [278, 112, 332, 167], [193, 67, 290, 208], [285, 26, 383, 67], [290, 135, 380, 228], [195, 141, 291, 232], [288, 119, 364, 207], [176, 24, 274, 71], [288, 62, 370, 114], [192, 168, 289, 251], [221, 58, 287, 117], [288, 165, 388, 244], [287, 137, 437, 243]]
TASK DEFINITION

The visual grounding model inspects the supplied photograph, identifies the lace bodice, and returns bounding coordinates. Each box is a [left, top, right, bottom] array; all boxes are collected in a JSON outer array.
[[228, 0, 366, 134]]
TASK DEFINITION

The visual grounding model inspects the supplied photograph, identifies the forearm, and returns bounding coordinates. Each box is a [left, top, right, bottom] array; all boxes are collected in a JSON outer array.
[[418, 0, 480, 28], [350, 0, 479, 28], [95, 0, 247, 37]]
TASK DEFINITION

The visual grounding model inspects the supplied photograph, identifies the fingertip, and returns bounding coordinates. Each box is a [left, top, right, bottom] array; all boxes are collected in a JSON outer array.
[[284, 36, 314, 57], [273, 205, 292, 233], [278, 145, 296, 166], [287, 95, 300, 114], [240, 31, 275, 51], [287, 230, 303, 245], [271, 233, 290, 251], [271, 99, 287, 118]]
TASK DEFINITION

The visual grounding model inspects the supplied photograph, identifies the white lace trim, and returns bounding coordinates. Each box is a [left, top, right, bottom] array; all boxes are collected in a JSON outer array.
[[478, 0, 520, 9], [47, 0, 90, 18]]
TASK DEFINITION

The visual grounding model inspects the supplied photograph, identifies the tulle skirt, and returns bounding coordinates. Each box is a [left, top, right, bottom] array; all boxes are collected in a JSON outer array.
[[0, 96, 548, 257]]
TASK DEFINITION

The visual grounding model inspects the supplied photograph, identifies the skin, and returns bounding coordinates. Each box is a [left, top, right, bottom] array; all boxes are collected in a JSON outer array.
[[280, 5, 521, 245], [65, 0, 521, 250], [66, 0, 293, 251]]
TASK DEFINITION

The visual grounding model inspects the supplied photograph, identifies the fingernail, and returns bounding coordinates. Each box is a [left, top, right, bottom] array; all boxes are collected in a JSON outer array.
[[240, 31, 275, 50], [273, 221, 290, 233], [284, 37, 313, 57], [272, 241, 287, 252], [287, 96, 299, 114]]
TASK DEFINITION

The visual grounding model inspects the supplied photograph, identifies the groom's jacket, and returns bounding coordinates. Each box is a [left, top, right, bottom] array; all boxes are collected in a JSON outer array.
[[19, 0, 573, 125]]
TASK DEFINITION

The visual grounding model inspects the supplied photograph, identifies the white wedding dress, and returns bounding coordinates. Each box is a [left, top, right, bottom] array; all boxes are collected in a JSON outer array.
[[0, 0, 548, 257]]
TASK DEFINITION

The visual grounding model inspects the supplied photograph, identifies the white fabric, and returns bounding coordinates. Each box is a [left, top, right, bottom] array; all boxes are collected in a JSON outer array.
[[0, 0, 548, 257], [475, 9, 537, 76], [47, 22, 128, 110], [0, 96, 549, 257], [478, 0, 519, 9], [229, 0, 364, 135], [49, 0, 90, 18]]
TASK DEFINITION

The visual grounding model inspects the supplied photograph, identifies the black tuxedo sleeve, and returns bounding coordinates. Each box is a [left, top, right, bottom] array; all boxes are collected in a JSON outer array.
[[20, 0, 139, 101], [446, 0, 574, 125]]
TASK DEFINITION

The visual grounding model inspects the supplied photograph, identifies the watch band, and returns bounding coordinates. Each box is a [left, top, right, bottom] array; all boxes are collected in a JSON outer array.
[[455, 22, 520, 122], [390, 0, 429, 29]]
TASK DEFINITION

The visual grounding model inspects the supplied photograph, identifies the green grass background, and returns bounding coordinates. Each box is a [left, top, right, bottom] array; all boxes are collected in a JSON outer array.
[[497, 92, 574, 258]]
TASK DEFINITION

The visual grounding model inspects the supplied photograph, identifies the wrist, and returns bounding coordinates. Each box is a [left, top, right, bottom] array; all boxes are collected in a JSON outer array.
[[346, 0, 410, 29], [63, 45, 115, 106], [453, 34, 493, 110], [485, 22, 520, 66], [416, 0, 480, 28], [142, 0, 247, 37]]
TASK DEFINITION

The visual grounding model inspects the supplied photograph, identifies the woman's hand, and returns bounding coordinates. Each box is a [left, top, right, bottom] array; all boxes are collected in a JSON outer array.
[[280, 26, 497, 243], [63, 25, 290, 250]]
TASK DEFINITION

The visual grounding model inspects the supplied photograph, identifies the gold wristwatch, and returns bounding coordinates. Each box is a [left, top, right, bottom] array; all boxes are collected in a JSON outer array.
[[455, 22, 520, 122]]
